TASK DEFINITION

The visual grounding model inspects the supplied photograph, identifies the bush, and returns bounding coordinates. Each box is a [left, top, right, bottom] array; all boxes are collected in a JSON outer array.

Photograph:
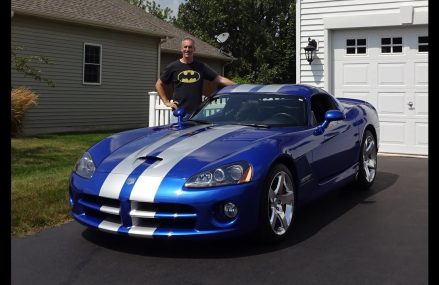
[[11, 87, 38, 137]]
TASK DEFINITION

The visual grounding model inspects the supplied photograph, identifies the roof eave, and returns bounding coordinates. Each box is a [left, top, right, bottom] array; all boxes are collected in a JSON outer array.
[[12, 8, 172, 39]]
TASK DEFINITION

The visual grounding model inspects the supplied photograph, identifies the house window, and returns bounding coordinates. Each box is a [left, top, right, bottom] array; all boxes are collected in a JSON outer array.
[[381, 37, 402, 53], [418, 36, 428, 52], [83, 43, 102, 84], [346, 38, 367, 54]]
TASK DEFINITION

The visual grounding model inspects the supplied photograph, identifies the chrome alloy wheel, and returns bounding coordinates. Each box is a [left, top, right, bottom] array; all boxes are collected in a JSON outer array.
[[362, 135, 377, 183], [268, 171, 295, 236]]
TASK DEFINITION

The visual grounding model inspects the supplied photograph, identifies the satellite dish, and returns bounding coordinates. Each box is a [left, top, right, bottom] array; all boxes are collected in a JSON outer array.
[[215, 32, 230, 43]]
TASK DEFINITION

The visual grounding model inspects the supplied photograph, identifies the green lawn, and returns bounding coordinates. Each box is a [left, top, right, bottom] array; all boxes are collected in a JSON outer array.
[[11, 131, 115, 236]]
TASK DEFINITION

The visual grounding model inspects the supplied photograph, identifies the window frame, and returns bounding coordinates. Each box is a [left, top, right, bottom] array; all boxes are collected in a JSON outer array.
[[418, 36, 428, 53], [380, 36, 403, 54], [345, 38, 367, 55], [83, 43, 102, 85]]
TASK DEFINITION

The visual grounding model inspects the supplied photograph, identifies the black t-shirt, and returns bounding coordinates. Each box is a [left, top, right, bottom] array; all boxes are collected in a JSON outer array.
[[160, 60, 218, 113]]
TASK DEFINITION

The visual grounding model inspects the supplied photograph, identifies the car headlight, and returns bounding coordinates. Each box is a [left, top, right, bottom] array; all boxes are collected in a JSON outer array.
[[74, 152, 96, 179], [185, 161, 253, 188]]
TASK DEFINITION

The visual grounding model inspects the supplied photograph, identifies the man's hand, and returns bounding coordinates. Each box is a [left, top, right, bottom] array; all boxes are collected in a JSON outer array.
[[165, 100, 179, 110]]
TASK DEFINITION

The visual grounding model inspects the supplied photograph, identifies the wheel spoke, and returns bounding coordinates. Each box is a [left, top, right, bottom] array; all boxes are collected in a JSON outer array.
[[367, 160, 376, 169], [277, 208, 289, 231], [363, 161, 370, 176], [268, 188, 276, 201], [365, 139, 375, 155], [273, 173, 285, 195], [270, 208, 277, 229]]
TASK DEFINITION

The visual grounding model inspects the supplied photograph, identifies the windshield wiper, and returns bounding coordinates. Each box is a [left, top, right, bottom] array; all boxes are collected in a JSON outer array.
[[235, 123, 271, 128]]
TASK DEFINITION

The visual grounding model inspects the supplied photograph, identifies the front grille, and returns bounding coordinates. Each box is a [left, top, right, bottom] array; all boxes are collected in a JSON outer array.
[[76, 193, 197, 230], [130, 201, 197, 229]]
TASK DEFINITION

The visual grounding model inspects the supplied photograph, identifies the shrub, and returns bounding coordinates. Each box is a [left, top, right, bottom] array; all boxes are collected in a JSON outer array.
[[11, 87, 38, 137]]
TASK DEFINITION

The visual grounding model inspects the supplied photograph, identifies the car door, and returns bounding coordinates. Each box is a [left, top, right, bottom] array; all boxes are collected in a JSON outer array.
[[309, 93, 359, 184]]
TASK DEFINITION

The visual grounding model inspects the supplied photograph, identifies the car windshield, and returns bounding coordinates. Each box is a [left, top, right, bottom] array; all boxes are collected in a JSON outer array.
[[190, 93, 307, 127]]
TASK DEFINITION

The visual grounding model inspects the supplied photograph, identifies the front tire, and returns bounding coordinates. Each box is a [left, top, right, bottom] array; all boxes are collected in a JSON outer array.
[[357, 130, 377, 189], [257, 164, 295, 243]]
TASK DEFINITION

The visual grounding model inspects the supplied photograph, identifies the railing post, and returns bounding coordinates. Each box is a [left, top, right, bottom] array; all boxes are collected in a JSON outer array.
[[148, 91, 157, 127], [148, 91, 172, 127]]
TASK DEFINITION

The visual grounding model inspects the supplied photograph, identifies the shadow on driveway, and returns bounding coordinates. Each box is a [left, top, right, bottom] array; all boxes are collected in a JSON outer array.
[[81, 170, 398, 258]]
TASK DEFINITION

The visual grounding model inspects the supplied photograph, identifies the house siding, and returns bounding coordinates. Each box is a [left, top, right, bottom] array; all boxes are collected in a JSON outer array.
[[11, 15, 160, 135], [296, 0, 428, 88]]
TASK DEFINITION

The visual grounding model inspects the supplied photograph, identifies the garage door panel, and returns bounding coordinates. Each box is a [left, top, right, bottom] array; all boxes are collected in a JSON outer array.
[[415, 62, 428, 85], [343, 63, 369, 85], [378, 92, 406, 114], [342, 92, 368, 101], [377, 63, 406, 85], [380, 121, 405, 144], [415, 122, 428, 146], [415, 92, 428, 115]]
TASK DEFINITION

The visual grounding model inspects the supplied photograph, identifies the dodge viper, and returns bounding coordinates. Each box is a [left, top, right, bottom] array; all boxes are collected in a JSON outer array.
[[69, 84, 379, 242]]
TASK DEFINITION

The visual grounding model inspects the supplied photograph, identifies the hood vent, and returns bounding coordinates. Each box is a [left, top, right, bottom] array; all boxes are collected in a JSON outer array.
[[137, 155, 163, 164]]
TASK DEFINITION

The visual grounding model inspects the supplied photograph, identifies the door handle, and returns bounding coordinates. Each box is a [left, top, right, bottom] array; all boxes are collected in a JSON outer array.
[[407, 101, 414, 110]]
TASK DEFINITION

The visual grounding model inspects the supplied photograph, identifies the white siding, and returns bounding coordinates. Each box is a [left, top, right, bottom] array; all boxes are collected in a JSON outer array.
[[296, 0, 428, 88]]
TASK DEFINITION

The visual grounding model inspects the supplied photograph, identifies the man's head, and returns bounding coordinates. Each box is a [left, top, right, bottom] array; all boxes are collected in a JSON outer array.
[[180, 37, 195, 63]]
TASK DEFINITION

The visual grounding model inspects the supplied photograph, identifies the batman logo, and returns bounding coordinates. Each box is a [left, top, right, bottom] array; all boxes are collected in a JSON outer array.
[[177, 70, 200, 83]]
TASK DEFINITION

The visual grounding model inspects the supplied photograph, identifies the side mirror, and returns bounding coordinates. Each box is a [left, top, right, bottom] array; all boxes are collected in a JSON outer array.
[[314, 110, 345, 135], [173, 108, 186, 129]]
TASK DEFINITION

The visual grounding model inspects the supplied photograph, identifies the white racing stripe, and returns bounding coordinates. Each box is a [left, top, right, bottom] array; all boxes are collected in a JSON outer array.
[[129, 226, 156, 237], [98, 220, 121, 233], [99, 125, 209, 199], [256, 84, 288, 93], [129, 125, 245, 202], [228, 84, 261, 93]]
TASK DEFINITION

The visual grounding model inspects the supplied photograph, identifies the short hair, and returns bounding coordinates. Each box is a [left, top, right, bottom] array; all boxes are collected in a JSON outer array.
[[181, 37, 195, 47]]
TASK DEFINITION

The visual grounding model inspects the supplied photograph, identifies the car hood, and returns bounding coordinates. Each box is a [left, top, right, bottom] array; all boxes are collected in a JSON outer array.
[[94, 124, 284, 178]]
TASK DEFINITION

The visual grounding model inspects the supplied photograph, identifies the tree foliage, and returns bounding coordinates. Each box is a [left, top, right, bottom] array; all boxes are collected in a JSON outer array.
[[11, 46, 55, 87], [126, 0, 176, 22], [175, 0, 296, 83]]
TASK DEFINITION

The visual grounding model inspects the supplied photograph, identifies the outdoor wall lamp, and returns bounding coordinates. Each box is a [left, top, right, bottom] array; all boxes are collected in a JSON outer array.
[[304, 37, 317, 64]]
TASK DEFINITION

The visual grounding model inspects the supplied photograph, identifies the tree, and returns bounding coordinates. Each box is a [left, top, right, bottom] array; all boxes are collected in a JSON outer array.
[[11, 46, 55, 87], [126, 0, 176, 22], [175, 0, 296, 84]]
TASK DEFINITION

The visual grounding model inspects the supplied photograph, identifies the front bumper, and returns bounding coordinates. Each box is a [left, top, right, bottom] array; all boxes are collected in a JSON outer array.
[[69, 173, 262, 239]]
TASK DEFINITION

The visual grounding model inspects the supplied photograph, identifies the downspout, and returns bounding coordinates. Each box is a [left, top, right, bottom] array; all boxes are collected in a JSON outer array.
[[157, 36, 169, 79]]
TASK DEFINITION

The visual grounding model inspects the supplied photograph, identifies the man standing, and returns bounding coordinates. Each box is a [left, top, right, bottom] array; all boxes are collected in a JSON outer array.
[[155, 37, 236, 114]]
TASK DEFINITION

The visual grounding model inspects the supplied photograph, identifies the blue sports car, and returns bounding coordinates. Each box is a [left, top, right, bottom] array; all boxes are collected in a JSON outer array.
[[69, 84, 379, 242]]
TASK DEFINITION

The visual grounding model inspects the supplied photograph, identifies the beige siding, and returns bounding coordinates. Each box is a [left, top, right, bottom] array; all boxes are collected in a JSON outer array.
[[297, 0, 428, 87], [11, 15, 160, 135]]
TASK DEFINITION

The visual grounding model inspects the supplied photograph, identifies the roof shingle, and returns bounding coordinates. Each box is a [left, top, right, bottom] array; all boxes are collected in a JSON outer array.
[[12, 0, 231, 61]]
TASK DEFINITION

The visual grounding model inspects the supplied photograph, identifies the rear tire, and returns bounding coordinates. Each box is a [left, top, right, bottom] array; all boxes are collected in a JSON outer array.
[[357, 130, 377, 190], [257, 164, 295, 243]]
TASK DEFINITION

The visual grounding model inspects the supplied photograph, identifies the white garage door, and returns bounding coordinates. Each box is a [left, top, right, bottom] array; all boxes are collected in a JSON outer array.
[[333, 26, 428, 156]]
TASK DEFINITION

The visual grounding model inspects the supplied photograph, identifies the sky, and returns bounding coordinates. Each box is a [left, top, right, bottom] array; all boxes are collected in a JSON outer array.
[[154, 0, 185, 17]]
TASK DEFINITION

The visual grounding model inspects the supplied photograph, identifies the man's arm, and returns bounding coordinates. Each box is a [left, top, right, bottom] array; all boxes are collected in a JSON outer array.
[[213, 75, 236, 86], [155, 79, 178, 110]]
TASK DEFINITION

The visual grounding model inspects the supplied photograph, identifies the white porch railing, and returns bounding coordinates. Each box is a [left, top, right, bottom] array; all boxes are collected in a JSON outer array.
[[148, 91, 226, 127], [148, 91, 173, 127]]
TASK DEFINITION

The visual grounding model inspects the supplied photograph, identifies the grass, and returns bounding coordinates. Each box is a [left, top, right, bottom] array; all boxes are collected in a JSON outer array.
[[11, 131, 117, 236]]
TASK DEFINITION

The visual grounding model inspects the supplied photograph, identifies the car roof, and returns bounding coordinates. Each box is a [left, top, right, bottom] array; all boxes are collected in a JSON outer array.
[[216, 84, 329, 99]]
